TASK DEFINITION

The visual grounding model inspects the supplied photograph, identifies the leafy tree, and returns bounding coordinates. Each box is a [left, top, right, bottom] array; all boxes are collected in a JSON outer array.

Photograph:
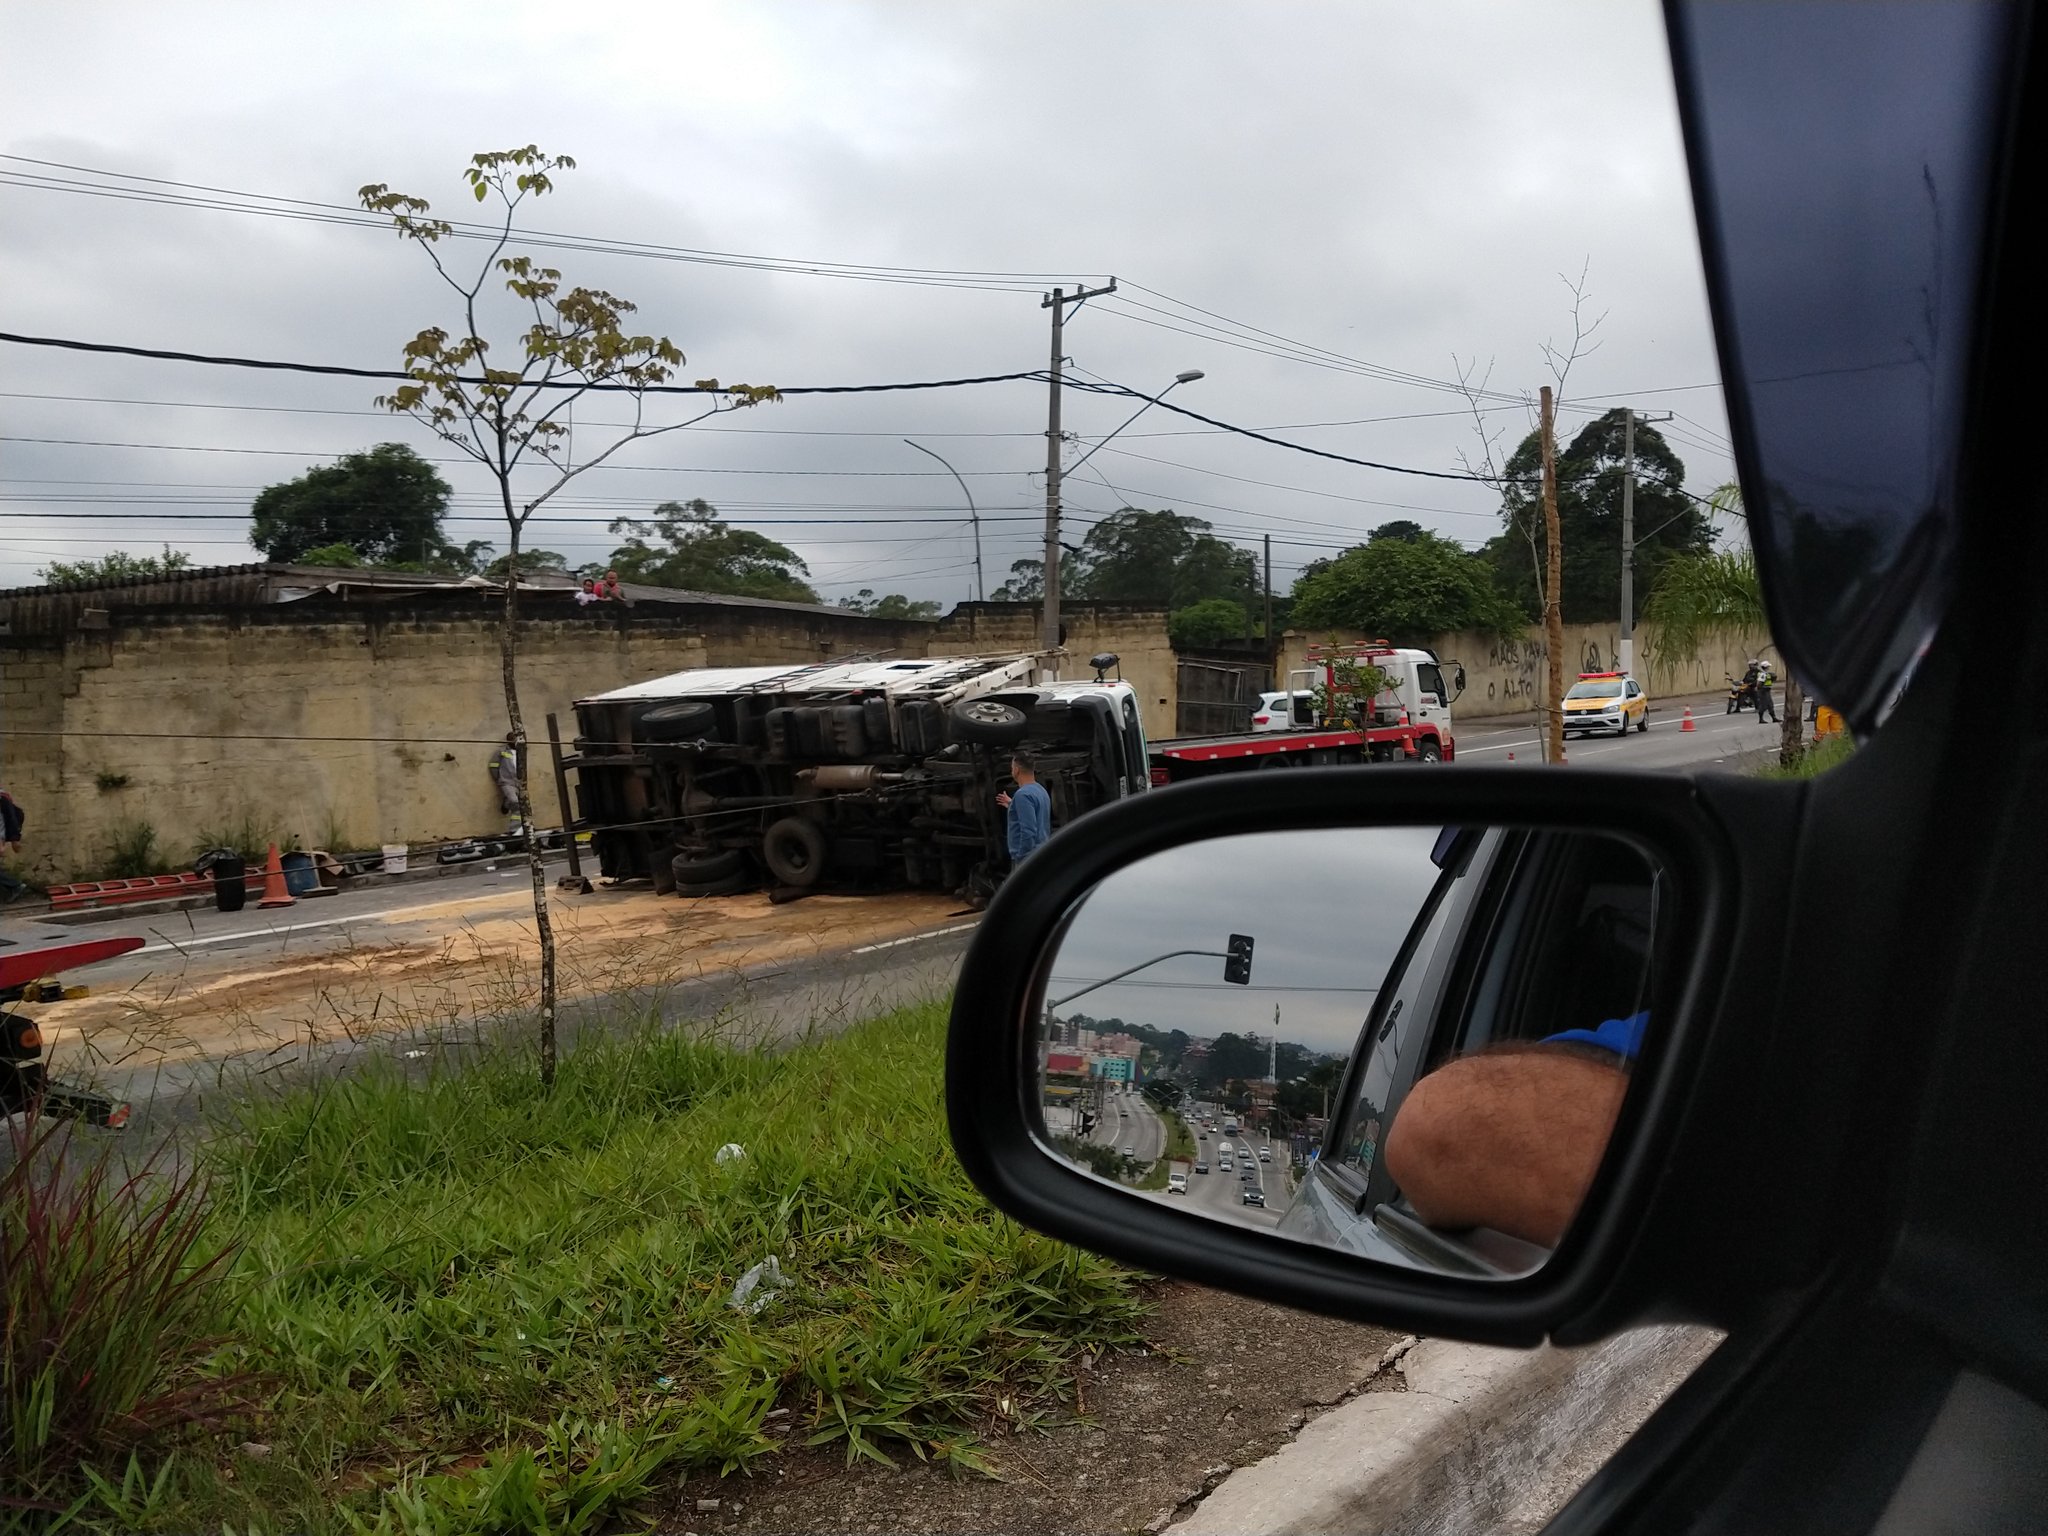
[[992, 558, 1045, 601], [1290, 529, 1524, 642], [1643, 484, 1804, 765], [36, 546, 192, 586], [1369, 519, 1428, 543], [1071, 508, 1258, 612], [1170, 597, 1251, 649], [299, 543, 366, 568], [1171, 534, 1260, 611], [250, 443, 454, 565], [607, 499, 817, 602], [1489, 409, 1713, 624], [1142, 1079, 1186, 1110], [836, 588, 941, 620], [361, 145, 776, 1087], [484, 548, 568, 583]]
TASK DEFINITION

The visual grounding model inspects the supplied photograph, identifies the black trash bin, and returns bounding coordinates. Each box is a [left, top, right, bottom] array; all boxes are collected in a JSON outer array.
[[196, 848, 247, 913]]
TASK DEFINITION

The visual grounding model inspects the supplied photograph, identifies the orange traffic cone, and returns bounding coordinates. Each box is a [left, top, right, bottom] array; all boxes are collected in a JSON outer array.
[[256, 843, 297, 909], [1681, 707, 1697, 732]]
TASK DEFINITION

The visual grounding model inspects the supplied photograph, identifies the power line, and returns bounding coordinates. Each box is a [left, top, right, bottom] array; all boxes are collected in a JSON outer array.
[[0, 331, 1050, 398], [0, 155, 1109, 294]]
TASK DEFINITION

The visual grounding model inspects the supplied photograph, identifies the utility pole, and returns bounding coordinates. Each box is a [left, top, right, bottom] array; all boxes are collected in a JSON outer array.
[[1263, 534, 1274, 660], [1041, 280, 1117, 658], [1541, 386, 1564, 765], [1618, 409, 1673, 677]]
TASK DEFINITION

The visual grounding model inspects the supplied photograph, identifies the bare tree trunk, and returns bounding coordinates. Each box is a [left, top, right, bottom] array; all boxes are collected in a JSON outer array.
[[1540, 386, 1565, 764], [497, 501, 560, 1088], [1781, 672, 1806, 769]]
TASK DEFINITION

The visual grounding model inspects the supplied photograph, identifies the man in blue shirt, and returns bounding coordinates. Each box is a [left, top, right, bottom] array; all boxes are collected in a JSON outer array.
[[996, 750, 1052, 865]]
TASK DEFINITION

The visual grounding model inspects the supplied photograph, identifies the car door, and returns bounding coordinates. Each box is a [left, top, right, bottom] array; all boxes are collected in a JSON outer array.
[[1280, 827, 1662, 1275], [1412, 660, 1451, 742]]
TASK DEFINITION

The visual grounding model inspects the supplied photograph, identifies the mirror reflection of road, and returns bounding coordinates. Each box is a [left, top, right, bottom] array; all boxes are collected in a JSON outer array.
[[1184, 1126, 1286, 1231], [1087, 1090, 1167, 1165]]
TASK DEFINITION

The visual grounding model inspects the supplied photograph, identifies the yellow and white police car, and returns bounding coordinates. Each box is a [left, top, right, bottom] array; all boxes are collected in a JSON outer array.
[[1562, 671, 1648, 738]]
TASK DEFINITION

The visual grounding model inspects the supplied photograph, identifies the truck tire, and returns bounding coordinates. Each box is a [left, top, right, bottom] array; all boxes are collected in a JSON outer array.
[[830, 704, 868, 757], [637, 702, 718, 742], [762, 816, 830, 887], [950, 699, 1030, 747], [676, 869, 752, 898], [1416, 738, 1443, 762], [671, 849, 744, 885]]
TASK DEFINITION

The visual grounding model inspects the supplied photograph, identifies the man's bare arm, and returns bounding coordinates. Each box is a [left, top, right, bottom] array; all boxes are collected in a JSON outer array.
[[1381, 1046, 1630, 1248]]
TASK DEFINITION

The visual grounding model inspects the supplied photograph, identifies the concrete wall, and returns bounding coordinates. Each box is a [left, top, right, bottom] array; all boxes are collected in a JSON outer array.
[[0, 595, 1173, 880], [1278, 622, 1780, 722]]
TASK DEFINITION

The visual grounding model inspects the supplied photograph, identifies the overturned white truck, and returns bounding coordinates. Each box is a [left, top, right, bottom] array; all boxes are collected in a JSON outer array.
[[560, 652, 1150, 897]]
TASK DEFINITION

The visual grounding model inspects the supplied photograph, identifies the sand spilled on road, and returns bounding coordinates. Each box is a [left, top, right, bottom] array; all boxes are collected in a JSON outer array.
[[33, 886, 971, 1078]]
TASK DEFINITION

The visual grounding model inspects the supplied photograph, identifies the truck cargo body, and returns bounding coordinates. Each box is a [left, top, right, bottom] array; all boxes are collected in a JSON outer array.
[[567, 653, 1148, 897]]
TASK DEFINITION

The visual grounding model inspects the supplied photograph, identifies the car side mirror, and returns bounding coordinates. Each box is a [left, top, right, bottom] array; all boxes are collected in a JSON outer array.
[[946, 768, 1744, 1344]]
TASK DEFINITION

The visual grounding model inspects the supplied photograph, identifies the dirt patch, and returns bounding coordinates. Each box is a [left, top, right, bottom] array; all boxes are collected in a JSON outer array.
[[655, 1281, 1404, 1536], [34, 887, 970, 1075]]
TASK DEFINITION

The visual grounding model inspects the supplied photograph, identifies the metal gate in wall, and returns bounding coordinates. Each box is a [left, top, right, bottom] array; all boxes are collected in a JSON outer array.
[[1175, 655, 1274, 736]]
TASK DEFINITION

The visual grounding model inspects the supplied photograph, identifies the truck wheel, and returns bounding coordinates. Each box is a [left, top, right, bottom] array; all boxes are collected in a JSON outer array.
[[762, 817, 830, 887], [671, 849, 743, 885], [676, 869, 753, 898], [1416, 739, 1443, 762], [637, 702, 718, 742], [950, 700, 1030, 746]]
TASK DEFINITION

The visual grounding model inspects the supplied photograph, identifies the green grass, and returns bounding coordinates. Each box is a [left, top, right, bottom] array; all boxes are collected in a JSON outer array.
[[1757, 733, 1856, 779], [35, 1002, 1147, 1535]]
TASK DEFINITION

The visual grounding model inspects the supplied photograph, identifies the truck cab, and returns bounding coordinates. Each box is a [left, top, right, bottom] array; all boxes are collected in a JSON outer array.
[[1284, 642, 1463, 752]]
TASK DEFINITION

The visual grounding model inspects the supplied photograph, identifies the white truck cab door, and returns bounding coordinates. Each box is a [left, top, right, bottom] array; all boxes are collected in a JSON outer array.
[[1410, 657, 1452, 740]]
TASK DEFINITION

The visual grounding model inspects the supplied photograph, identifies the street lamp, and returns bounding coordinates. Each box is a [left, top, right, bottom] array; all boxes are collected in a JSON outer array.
[[1042, 369, 1205, 655], [903, 439, 984, 603]]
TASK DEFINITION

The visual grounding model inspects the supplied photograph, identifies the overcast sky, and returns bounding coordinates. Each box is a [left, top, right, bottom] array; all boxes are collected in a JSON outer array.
[[0, 2, 1732, 598], [1047, 825, 1443, 1056]]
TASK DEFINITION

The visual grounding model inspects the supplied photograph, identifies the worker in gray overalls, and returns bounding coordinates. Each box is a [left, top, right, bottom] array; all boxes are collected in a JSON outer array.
[[490, 732, 525, 837]]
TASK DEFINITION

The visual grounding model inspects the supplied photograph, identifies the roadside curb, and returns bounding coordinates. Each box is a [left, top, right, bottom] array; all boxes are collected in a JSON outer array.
[[1163, 1325, 1720, 1535], [28, 848, 574, 928]]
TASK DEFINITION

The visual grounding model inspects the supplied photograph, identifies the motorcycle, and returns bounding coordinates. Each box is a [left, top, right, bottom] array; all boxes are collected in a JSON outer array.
[[2, 934, 145, 1127], [1726, 674, 1759, 714]]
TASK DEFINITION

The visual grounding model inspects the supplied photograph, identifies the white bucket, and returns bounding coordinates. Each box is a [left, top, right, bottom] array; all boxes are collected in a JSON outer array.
[[381, 843, 409, 874]]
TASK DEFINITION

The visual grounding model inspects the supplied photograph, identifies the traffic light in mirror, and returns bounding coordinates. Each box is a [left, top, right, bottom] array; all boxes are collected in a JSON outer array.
[[1224, 932, 1255, 986]]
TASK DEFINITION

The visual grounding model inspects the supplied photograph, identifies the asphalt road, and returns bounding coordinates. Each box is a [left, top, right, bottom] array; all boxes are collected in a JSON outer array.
[[1454, 690, 1787, 772], [1178, 1122, 1285, 1230], [9, 857, 562, 992], [1089, 1089, 1168, 1164]]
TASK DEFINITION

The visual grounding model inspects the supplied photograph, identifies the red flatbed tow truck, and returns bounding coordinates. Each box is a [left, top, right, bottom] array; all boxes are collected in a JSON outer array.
[[2, 933, 146, 1127], [1148, 641, 1464, 785]]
